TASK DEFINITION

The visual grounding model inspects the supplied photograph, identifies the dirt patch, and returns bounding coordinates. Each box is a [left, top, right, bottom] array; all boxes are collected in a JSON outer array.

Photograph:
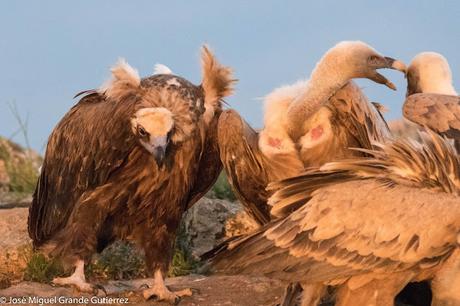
[[0, 275, 285, 306]]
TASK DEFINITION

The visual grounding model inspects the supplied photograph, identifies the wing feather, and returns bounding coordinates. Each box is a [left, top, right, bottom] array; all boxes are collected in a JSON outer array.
[[404, 93, 460, 140], [28, 92, 138, 247], [186, 110, 223, 208], [217, 110, 272, 225], [329, 81, 391, 152], [211, 179, 459, 283], [210, 134, 460, 284]]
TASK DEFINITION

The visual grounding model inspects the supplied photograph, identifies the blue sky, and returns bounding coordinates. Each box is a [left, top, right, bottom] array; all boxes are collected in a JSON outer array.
[[1, 1, 459, 152]]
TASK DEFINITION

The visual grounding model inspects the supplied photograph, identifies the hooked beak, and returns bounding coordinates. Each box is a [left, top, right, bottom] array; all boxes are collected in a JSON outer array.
[[150, 135, 169, 166], [153, 146, 166, 165], [383, 57, 407, 73], [369, 57, 407, 91]]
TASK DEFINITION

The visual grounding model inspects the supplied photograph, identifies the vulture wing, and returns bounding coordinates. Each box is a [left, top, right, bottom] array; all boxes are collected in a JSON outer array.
[[330, 81, 391, 151], [28, 92, 138, 247], [211, 133, 460, 284], [211, 176, 460, 284], [217, 110, 272, 225], [403, 93, 460, 141], [186, 111, 223, 208]]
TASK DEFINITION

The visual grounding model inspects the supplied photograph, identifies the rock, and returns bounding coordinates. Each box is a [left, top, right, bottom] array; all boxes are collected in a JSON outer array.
[[182, 198, 258, 258], [225, 211, 259, 238], [0, 208, 32, 283], [0, 160, 10, 188], [0, 275, 286, 306]]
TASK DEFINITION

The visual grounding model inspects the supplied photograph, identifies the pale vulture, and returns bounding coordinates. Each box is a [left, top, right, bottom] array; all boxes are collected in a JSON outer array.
[[210, 131, 460, 306], [218, 41, 405, 225], [404, 52, 460, 150]]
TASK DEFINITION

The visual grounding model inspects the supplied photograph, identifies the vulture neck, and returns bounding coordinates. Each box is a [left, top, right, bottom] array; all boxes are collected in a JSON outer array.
[[286, 58, 349, 141], [422, 82, 458, 96]]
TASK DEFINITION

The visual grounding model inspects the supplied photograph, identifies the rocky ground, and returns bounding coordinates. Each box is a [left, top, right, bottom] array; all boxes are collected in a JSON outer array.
[[0, 275, 286, 306]]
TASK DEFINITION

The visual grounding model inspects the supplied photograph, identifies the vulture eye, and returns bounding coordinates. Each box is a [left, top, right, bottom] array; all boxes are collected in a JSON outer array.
[[138, 126, 148, 137]]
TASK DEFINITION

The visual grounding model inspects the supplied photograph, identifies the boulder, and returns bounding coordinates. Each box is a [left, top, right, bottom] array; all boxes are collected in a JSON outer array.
[[0, 160, 9, 185], [182, 198, 258, 258], [0, 208, 32, 284]]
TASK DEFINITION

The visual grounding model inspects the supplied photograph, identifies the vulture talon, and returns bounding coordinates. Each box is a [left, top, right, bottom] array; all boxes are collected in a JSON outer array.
[[52, 260, 94, 293], [93, 284, 107, 296], [139, 283, 150, 290]]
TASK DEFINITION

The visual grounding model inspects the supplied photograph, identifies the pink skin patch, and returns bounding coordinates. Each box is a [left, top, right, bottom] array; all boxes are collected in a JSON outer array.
[[310, 125, 324, 141], [267, 137, 282, 149]]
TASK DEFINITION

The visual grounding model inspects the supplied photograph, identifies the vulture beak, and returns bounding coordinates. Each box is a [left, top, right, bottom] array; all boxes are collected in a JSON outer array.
[[151, 135, 168, 166], [383, 57, 407, 73], [369, 57, 407, 91], [153, 146, 166, 166]]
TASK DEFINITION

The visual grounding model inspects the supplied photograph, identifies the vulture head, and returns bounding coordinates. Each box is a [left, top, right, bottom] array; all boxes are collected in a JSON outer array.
[[406, 52, 457, 96], [99, 46, 234, 165], [131, 107, 174, 163], [319, 41, 407, 90]]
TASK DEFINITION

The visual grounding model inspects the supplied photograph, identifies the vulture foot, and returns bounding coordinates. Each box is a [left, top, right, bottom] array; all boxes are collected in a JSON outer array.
[[142, 269, 192, 303], [52, 259, 103, 294], [52, 276, 102, 294], [142, 286, 192, 303]]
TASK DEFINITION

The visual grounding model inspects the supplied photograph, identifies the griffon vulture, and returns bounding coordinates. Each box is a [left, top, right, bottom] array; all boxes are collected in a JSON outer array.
[[404, 52, 460, 150], [28, 47, 234, 302], [210, 131, 460, 306], [218, 41, 405, 225]]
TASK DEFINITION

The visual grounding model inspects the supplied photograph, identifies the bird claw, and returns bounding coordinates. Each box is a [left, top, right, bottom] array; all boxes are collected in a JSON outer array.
[[93, 283, 108, 296], [139, 283, 150, 290], [53, 276, 95, 293], [143, 285, 193, 304]]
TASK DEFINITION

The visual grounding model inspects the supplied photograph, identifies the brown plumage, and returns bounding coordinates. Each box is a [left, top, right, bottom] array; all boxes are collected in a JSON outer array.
[[210, 131, 460, 305], [28, 46, 234, 301], [404, 52, 460, 151], [218, 41, 403, 225]]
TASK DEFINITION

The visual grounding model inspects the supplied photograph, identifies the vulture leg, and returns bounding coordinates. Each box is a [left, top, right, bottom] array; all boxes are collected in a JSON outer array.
[[142, 269, 192, 303], [299, 283, 326, 306], [52, 259, 95, 293], [335, 275, 411, 306]]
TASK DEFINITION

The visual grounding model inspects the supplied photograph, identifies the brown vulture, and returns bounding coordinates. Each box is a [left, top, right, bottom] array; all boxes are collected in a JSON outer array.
[[28, 46, 234, 302], [403, 52, 460, 150], [218, 41, 405, 225], [210, 131, 460, 306]]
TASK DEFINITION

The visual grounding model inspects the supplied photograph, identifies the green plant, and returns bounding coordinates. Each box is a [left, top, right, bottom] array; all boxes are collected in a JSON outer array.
[[23, 253, 64, 283], [210, 172, 236, 201], [0, 102, 40, 195], [0, 141, 38, 194], [168, 249, 198, 277], [168, 223, 199, 277], [88, 241, 146, 280]]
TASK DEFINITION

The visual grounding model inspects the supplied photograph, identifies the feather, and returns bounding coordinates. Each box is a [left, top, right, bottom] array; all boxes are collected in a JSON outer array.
[[99, 58, 141, 101]]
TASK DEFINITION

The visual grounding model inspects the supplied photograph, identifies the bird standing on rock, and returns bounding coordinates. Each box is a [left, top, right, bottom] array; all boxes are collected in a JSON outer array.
[[28, 46, 234, 303]]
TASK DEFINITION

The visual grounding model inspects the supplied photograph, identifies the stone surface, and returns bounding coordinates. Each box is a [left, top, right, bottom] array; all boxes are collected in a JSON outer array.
[[0, 160, 9, 187], [0, 208, 32, 282], [0, 275, 286, 306], [182, 198, 258, 258]]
